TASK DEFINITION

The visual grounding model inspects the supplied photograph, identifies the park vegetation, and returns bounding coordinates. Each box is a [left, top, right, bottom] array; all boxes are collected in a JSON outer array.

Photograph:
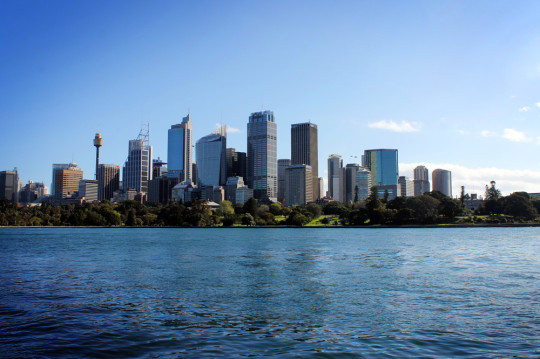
[[1, 182, 539, 227]]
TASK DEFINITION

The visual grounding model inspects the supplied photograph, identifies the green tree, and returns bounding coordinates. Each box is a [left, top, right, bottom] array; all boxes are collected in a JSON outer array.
[[241, 213, 255, 226], [217, 200, 235, 216], [243, 197, 258, 216], [503, 192, 537, 220], [485, 181, 502, 200]]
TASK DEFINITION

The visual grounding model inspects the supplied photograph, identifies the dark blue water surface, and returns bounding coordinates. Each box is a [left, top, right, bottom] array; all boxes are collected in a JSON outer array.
[[1, 228, 540, 358]]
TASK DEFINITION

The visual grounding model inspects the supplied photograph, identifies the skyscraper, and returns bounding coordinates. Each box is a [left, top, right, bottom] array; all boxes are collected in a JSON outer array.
[[167, 114, 193, 182], [355, 167, 372, 202], [51, 163, 70, 196], [291, 122, 319, 201], [97, 164, 120, 201], [196, 126, 227, 187], [432, 169, 452, 197], [363, 149, 399, 199], [398, 176, 414, 197], [413, 165, 430, 196], [0, 169, 19, 203], [277, 159, 291, 204], [226, 148, 247, 181], [327, 154, 343, 200], [54, 162, 83, 201], [123, 125, 153, 194], [78, 180, 98, 202], [247, 110, 277, 203], [285, 164, 313, 206]]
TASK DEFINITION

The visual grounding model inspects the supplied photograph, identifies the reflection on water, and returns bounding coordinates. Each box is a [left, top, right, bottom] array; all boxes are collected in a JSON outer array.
[[1, 227, 540, 358]]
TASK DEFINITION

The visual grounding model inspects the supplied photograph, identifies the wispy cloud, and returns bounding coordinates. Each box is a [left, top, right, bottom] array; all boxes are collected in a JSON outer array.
[[519, 106, 531, 112], [502, 128, 532, 142], [214, 123, 242, 134], [368, 120, 420, 132], [536, 102, 540, 108], [480, 130, 496, 137], [400, 162, 540, 196]]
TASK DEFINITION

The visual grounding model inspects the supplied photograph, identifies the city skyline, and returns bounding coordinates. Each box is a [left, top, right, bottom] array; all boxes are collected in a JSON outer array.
[[2, 1, 540, 196]]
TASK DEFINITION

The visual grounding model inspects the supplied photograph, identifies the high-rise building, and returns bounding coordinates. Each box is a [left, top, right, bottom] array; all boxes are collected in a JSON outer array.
[[318, 177, 324, 199], [277, 159, 291, 204], [363, 149, 399, 200], [148, 174, 179, 205], [413, 165, 430, 196], [355, 167, 371, 202], [247, 110, 277, 203], [0, 169, 19, 203], [191, 163, 198, 186], [225, 148, 247, 181], [51, 164, 70, 196], [78, 180, 98, 202], [398, 176, 414, 197], [167, 115, 193, 182], [97, 164, 120, 201], [291, 122, 319, 201], [196, 126, 227, 187], [19, 181, 48, 204], [123, 125, 153, 194], [432, 169, 452, 197], [285, 164, 312, 206], [54, 162, 83, 201], [152, 158, 167, 178], [328, 154, 343, 200]]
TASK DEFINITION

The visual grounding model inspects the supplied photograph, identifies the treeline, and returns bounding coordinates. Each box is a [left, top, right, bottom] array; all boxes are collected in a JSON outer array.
[[0, 185, 539, 227]]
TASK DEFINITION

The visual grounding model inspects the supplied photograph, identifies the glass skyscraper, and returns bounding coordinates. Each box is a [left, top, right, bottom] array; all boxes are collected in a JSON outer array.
[[247, 110, 277, 203], [363, 149, 399, 199], [167, 114, 193, 182], [195, 126, 227, 187]]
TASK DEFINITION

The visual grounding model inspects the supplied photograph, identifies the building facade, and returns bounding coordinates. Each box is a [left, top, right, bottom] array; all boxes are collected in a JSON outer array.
[[291, 122, 319, 201], [78, 179, 98, 202], [225, 148, 247, 181], [355, 167, 371, 201], [167, 114, 193, 182], [97, 164, 120, 201], [196, 126, 227, 187], [54, 163, 83, 201], [285, 164, 312, 206], [328, 154, 343, 200], [432, 169, 452, 197], [398, 176, 415, 197], [247, 110, 277, 203], [123, 127, 153, 194], [277, 159, 291, 204], [413, 165, 430, 196], [363, 149, 399, 200], [0, 169, 19, 203]]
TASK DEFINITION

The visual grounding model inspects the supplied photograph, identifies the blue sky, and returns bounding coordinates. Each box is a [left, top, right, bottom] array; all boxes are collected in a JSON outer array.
[[2, 1, 540, 196]]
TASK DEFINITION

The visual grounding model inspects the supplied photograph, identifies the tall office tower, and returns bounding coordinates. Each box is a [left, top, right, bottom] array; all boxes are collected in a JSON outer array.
[[226, 148, 248, 180], [123, 125, 153, 194], [291, 122, 319, 201], [432, 169, 452, 197], [167, 114, 193, 182], [363, 149, 399, 200], [97, 164, 120, 201], [78, 180, 98, 202], [247, 110, 277, 203], [345, 163, 361, 203], [398, 176, 414, 197], [285, 164, 313, 206], [413, 165, 430, 196], [0, 169, 19, 203], [355, 167, 371, 201], [196, 126, 227, 187], [277, 159, 291, 204], [93, 133, 103, 180], [54, 162, 83, 201], [328, 154, 343, 200], [51, 163, 70, 196]]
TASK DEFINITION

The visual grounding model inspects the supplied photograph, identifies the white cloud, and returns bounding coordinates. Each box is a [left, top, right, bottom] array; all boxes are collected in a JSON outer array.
[[502, 128, 532, 142], [480, 130, 496, 137], [536, 102, 540, 108], [400, 162, 540, 196], [368, 120, 420, 132], [214, 123, 242, 134], [519, 106, 531, 112]]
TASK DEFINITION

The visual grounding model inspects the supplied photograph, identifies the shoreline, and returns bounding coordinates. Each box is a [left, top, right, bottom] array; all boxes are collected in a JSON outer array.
[[1, 223, 540, 229]]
